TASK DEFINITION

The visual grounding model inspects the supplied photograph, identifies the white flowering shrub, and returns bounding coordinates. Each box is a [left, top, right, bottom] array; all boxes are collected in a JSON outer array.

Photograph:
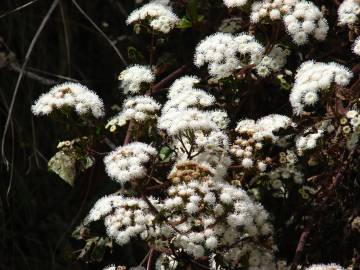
[[32, 0, 360, 269]]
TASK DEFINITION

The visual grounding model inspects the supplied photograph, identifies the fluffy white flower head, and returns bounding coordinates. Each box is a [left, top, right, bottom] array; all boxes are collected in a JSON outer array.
[[87, 195, 161, 246], [338, 0, 360, 26], [250, 0, 328, 45], [31, 82, 104, 118], [250, 0, 295, 23], [290, 61, 353, 114], [194, 32, 266, 79], [223, 0, 248, 8], [126, 3, 179, 33], [236, 114, 294, 142], [118, 65, 155, 94], [158, 109, 219, 136], [255, 45, 290, 77], [104, 142, 157, 184], [353, 36, 360, 55], [107, 96, 160, 130], [283, 1, 328, 45], [103, 265, 116, 270], [163, 76, 216, 113]]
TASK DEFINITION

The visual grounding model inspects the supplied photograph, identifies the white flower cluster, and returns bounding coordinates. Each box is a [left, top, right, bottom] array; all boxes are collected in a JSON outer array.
[[87, 195, 160, 245], [126, 3, 179, 33], [232, 114, 294, 170], [236, 114, 294, 142], [158, 109, 219, 136], [345, 110, 360, 133], [103, 142, 157, 184], [296, 129, 324, 155], [268, 164, 304, 189], [194, 32, 265, 79], [165, 165, 273, 261], [103, 264, 144, 270], [223, 0, 249, 8], [251, 0, 328, 45], [158, 76, 232, 177], [170, 128, 231, 180], [290, 61, 353, 115], [209, 110, 230, 129], [353, 36, 360, 55], [190, 131, 232, 179], [103, 265, 116, 270], [194, 32, 289, 79], [89, 158, 274, 266], [31, 82, 104, 118], [118, 65, 155, 95], [162, 76, 215, 113], [222, 242, 277, 269], [158, 76, 223, 135], [338, 0, 360, 55], [250, 0, 296, 22], [305, 264, 345, 270], [338, 0, 360, 26], [106, 96, 160, 132], [231, 135, 267, 171], [283, 1, 328, 45], [155, 254, 178, 270], [340, 110, 360, 150], [256, 45, 290, 77]]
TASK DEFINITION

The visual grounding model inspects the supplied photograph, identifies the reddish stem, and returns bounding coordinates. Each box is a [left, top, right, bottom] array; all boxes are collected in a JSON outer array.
[[290, 225, 311, 270], [146, 248, 155, 270]]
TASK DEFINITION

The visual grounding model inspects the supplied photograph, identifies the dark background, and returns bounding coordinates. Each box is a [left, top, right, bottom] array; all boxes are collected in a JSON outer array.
[[0, 1, 137, 269]]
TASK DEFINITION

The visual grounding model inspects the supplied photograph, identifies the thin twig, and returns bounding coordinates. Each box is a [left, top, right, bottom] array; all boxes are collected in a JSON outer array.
[[123, 120, 135, 145], [8, 63, 57, 85], [290, 224, 311, 270], [0, 0, 41, 19], [146, 248, 155, 270], [59, 0, 71, 75], [139, 249, 151, 267], [141, 194, 182, 234], [145, 183, 168, 192], [152, 65, 188, 93], [1, 0, 60, 167], [71, 0, 127, 67]]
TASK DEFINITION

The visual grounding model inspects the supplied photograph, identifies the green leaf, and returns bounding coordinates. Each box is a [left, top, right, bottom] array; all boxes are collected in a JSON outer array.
[[79, 155, 95, 172], [48, 150, 95, 186], [159, 146, 172, 161], [197, 15, 205, 22], [178, 17, 193, 29], [48, 151, 76, 186]]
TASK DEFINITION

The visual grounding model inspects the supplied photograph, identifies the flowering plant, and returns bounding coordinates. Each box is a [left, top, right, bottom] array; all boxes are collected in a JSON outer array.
[[32, 0, 360, 269]]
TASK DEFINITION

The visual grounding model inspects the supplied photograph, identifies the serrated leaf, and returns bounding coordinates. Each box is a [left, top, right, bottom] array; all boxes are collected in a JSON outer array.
[[48, 151, 76, 186]]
